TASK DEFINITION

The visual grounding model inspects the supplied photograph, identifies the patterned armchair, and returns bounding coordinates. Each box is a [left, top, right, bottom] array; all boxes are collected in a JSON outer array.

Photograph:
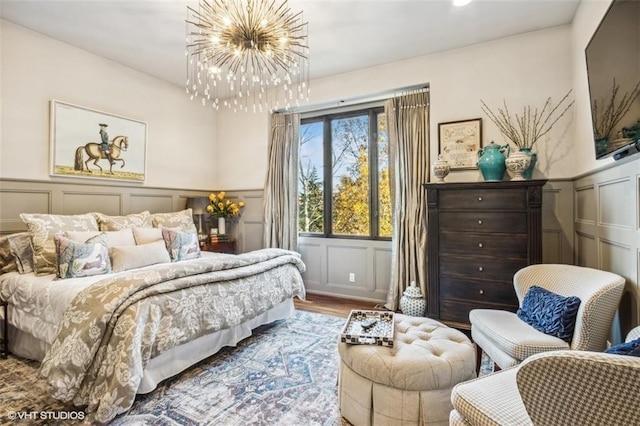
[[469, 264, 625, 369], [450, 326, 640, 426]]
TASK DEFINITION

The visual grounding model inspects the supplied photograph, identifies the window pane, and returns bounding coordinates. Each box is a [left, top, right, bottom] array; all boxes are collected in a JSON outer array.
[[331, 115, 370, 236], [377, 112, 392, 237], [298, 121, 324, 233]]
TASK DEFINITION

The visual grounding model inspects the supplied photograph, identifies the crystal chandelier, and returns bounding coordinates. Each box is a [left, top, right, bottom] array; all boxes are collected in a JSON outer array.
[[186, 0, 310, 113]]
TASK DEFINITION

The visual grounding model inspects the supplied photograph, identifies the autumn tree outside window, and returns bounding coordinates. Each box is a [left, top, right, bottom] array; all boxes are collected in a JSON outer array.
[[298, 106, 391, 239]]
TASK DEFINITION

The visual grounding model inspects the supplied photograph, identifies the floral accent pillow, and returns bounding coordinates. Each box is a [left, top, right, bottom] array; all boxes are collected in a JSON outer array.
[[20, 213, 99, 275], [8, 233, 34, 274], [0, 233, 22, 274], [55, 233, 111, 279], [94, 211, 152, 231], [162, 227, 201, 262], [0, 232, 33, 274], [152, 209, 194, 230]]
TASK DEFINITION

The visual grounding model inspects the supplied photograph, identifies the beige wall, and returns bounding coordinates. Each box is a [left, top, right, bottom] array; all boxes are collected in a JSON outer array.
[[0, 20, 218, 191], [215, 26, 577, 302], [216, 26, 574, 190]]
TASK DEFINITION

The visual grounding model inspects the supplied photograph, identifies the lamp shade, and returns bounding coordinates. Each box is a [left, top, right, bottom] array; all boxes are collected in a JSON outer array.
[[186, 197, 209, 215]]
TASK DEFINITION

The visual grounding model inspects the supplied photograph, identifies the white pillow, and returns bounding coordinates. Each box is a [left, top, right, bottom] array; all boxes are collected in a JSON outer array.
[[110, 240, 171, 272], [66, 229, 136, 247], [132, 227, 163, 245]]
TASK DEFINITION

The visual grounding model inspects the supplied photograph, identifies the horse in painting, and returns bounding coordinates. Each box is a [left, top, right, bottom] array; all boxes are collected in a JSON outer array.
[[74, 135, 128, 175]]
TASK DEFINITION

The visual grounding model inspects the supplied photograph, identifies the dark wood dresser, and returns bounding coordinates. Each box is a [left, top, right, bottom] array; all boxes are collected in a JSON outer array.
[[424, 180, 546, 329]]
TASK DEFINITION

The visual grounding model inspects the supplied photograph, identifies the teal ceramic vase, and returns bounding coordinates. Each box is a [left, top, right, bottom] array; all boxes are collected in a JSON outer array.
[[519, 147, 537, 179], [477, 141, 509, 181], [595, 137, 609, 158]]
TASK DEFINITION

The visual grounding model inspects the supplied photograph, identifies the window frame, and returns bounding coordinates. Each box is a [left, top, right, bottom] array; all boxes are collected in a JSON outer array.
[[298, 104, 390, 241]]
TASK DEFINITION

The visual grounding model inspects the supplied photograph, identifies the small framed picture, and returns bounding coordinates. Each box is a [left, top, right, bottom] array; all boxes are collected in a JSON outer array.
[[438, 118, 482, 170]]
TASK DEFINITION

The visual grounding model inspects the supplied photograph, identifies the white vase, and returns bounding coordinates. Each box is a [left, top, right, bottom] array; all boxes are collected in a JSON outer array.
[[399, 281, 427, 317], [431, 155, 451, 183], [505, 148, 531, 181], [218, 217, 226, 235]]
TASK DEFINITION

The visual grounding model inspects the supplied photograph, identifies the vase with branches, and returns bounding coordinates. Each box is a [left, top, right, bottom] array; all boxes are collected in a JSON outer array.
[[481, 90, 574, 179], [591, 79, 640, 156]]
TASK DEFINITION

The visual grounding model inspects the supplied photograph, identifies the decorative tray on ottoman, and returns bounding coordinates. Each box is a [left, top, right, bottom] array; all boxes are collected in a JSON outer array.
[[341, 310, 395, 347]]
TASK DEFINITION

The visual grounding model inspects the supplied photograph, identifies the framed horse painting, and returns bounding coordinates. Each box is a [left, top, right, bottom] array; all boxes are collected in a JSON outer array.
[[50, 100, 147, 182]]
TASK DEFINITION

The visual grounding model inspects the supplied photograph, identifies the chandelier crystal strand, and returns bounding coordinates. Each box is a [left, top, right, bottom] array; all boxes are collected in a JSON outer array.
[[186, 0, 309, 112]]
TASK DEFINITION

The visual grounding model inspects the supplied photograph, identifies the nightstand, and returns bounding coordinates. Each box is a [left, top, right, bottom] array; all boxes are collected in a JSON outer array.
[[202, 240, 236, 254], [1, 300, 7, 358]]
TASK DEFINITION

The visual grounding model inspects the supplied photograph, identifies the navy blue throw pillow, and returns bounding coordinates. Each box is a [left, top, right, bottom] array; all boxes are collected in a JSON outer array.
[[605, 338, 640, 357], [517, 286, 581, 342]]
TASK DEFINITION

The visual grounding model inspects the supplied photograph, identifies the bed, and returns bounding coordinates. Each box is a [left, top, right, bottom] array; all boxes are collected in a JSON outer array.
[[0, 210, 306, 424]]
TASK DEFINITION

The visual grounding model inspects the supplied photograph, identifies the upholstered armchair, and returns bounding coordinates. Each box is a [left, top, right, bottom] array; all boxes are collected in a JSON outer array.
[[470, 264, 625, 369], [450, 326, 640, 426]]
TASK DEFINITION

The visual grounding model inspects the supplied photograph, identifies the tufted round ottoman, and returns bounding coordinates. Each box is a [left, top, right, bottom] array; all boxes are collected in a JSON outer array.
[[337, 314, 476, 426]]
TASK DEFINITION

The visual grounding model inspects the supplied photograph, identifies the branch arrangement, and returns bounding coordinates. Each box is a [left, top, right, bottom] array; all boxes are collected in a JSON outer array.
[[592, 79, 640, 140], [481, 90, 574, 150]]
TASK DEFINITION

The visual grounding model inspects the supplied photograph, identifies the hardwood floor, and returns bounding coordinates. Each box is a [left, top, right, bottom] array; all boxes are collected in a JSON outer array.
[[294, 292, 384, 318]]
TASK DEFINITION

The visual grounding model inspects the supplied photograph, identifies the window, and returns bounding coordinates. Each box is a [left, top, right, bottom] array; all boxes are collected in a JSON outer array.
[[298, 106, 391, 239]]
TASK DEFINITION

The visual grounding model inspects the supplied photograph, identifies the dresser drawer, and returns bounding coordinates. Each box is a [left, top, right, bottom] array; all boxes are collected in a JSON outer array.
[[439, 277, 518, 306], [439, 212, 527, 233], [439, 255, 528, 281], [439, 299, 518, 326], [438, 188, 526, 210], [439, 231, 528, 257], [424, 180, 547, 326]]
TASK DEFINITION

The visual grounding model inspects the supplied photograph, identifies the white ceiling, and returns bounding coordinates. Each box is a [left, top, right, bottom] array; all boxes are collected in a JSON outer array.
[[0, 0, 581, 88]]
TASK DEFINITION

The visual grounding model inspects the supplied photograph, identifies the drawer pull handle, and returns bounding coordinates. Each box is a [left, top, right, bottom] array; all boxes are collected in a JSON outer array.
[[478, 196, 483, 202], [478, 266, 484, 272], [478, 220, 483, 225], [479, 289, 484, 295], [478, 242, 483, 248]]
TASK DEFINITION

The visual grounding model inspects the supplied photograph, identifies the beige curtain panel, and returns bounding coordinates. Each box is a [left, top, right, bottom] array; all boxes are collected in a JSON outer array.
[[263, 113, 300, 251], [384, 90, 430, 311]]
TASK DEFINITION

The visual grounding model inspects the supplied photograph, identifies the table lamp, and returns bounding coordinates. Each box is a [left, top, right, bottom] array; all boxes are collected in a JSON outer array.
[[186, 197, 209, 244]]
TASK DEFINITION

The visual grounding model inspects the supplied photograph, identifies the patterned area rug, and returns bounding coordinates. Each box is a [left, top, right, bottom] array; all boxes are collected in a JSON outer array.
[[0, 310, 347, 425]]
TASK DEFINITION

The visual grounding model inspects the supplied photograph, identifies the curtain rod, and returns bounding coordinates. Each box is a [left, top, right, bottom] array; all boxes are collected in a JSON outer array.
[[275, 83, 429, 115]]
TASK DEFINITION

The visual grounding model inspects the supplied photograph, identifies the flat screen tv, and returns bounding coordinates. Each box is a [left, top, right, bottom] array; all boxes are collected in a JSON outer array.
[[585, 0, 640, 160]]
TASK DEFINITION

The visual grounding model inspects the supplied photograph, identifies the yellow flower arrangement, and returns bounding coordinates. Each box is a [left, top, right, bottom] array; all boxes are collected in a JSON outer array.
[[206, 191, 246, 218]]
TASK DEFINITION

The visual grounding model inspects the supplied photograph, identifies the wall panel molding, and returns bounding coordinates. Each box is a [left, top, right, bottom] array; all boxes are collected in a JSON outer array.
[[542, 180, 574, 264], [4, 170, 638, 328], [573, 156, 640, 336]]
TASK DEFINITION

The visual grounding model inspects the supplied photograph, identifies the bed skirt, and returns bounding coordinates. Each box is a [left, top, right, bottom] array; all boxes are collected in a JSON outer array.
[[8, 298, 295, 394]]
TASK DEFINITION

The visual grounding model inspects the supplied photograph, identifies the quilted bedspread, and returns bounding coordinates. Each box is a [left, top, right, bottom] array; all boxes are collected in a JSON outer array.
[[38, 248, 306, 424]]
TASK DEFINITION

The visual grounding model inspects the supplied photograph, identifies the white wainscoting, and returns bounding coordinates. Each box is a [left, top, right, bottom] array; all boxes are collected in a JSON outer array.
[[224, 190, 264, 254], [573, 156, 640, 336], [0, 178, 204, 232], [542, 180, 574, 265], [298, 236, 391, 303], [5, 171, 636, 332], [0, 179, 577, 305], [0, 179, 257, 255]]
